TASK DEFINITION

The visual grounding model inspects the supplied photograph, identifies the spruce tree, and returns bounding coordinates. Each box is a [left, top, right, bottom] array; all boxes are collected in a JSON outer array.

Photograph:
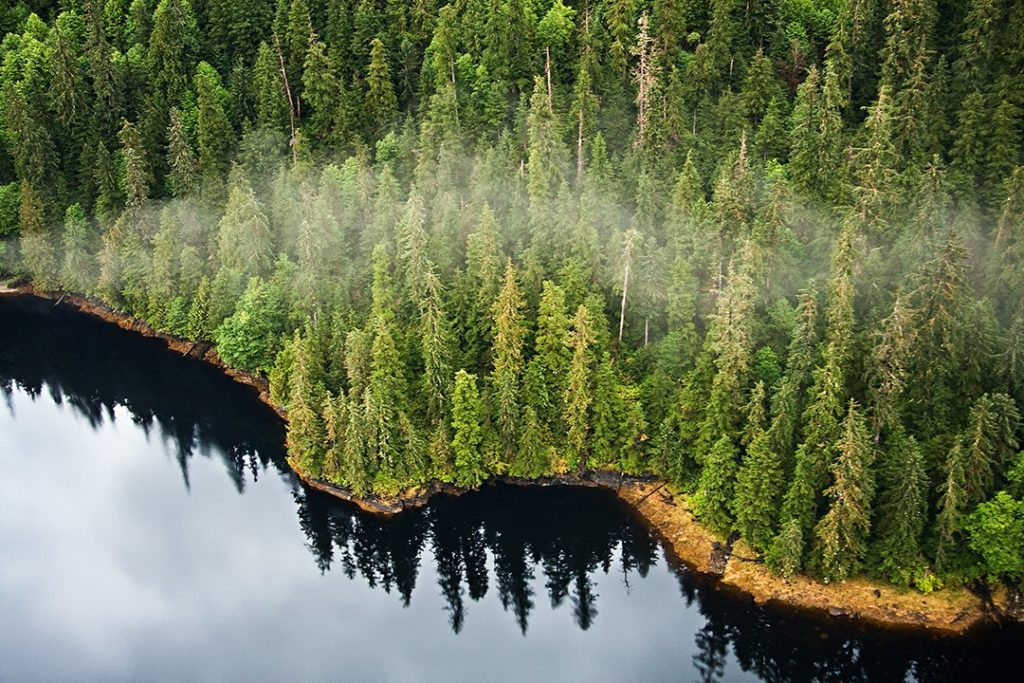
[[734, 382, 785, 552], [489, 260, 527, 462], [60, 203, 94, 294], [451, 370, 487, 488], [814, 401, 875, 582], [18, 181, 58, 290], [873, 430, 928, 586], [194, 62, 235, 188], [564, 304, 596, 474], [365, 37, 398, 139]]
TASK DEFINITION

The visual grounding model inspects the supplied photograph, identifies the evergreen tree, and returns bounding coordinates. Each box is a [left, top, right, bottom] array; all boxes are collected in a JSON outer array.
[[451, 370, 487, 488], [489, 260, 527, 462], [18, 181, 58, 289], [216, 173, 274, 279], [564, 304, 596, 474], [194, 62, 235, 188], [60, 203, 94, 294], [286, 332, 328, 475], [365, 37, 398, 139], [533, 280, 571, 425], [873, 430, 928, 586], [734, 382, 785, 551], [166, 108, 199, 197], [814, 401, 875, 582]]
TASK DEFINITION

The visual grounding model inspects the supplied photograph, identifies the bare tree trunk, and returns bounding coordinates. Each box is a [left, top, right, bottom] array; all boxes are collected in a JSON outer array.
[[545, 46, 553, 112], [619, 259, 630, 343], [272, 30, 298, 166], [618, 231, 639, 343], [577, 108, 584, 183], [644, 317, 649, 347]]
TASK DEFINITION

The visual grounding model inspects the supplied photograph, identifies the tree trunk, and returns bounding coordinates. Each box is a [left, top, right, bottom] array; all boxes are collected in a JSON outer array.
[[545, 46, 553, 112], [577, 108, 584, 183], [619, 259, 630, 342], [272, 31, 298, 166]]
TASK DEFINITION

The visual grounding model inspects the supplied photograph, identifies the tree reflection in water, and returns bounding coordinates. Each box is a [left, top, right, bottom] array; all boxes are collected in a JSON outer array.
[[2, 295, 1020, 682]]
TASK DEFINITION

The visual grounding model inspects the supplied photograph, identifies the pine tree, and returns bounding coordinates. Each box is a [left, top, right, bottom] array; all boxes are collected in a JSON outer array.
[[935, 440, 968, 574], [186, 275, 212, 340], [253, 41, 291, 131], [365, 37, 398, 139], [490, 260, 527, 461], [772, 225, 856, 567], [788, 66, 824, 198], [734, 381, 785, 552], [286, 332, 328, 475], [166, 108, 199, 197], [767, 517, 804, 578], [285, 0, 312, 102], [18, 181, 58, 289], [960, 393, 1021, 507], [60, 203, 94, 294], [194, 62, 235, 188], [873, 430, 928, 586], [118, 120, 151, 209], [216, 173, 274, 279], [303, 36, 344, 146], [148, 0, 197, 111], [533, 281, 572, 426], [867, 293, 918, 440], [564, 304, 596, 474], [451, 370, 487, 488], [366, 318, 411, 484], [814, 401, 875, 582]]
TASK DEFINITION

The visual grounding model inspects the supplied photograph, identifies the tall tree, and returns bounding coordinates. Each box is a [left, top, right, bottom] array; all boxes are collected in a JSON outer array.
[[490, 260, 527, 462], [813, 401, 875, 582]]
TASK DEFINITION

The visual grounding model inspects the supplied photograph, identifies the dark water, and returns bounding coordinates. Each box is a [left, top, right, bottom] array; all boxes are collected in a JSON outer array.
[[0, 295, 1020, 682]]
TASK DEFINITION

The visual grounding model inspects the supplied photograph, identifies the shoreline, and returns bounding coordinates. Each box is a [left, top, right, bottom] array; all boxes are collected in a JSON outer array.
[[4, 283, 1020, 636]]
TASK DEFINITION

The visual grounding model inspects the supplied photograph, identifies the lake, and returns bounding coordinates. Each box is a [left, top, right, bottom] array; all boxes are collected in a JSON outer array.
[[0, 294, 1019, 682]]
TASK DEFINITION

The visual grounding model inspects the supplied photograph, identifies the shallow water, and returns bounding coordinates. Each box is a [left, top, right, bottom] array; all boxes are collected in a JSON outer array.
[[1, 295, 1019, 682]]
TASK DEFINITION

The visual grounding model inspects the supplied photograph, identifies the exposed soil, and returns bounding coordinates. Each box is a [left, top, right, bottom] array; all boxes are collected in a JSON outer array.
[[7, 284, 1016, 636]]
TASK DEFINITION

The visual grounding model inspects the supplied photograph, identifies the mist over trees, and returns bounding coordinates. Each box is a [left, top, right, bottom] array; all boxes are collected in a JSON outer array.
[[2, 0, 1022, 590]]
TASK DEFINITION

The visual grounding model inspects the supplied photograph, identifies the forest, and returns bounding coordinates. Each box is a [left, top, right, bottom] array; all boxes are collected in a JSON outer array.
[[1, 0, 1022, 592]]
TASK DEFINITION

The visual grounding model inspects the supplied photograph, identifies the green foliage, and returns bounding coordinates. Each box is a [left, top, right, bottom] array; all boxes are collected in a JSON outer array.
[[4, 0, 1024, 591], [213, 276, 287, 373], [451, 370, 487, 488], [965, 492, 1024, 585], [813, 401, 875, 582]]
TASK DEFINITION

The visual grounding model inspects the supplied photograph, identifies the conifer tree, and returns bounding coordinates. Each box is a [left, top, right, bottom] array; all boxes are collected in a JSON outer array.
[[166, 108, 199, 197], [254, 41, 291, 131], [186, 276, 212, 340], [490, 260, 527, 461], [772, 225, 856, 568], [365, 37, 398, 139], [533, 281, 572, 426], [194, 62, 235, 188], [734, 382, 785, 551], [60, 203, 94, 294], [564, 304, 596, 473], [287, 332, 328, 475], [873, 430, 928, 586], [18, 181, 57, 290], [452, 370, 487, 488], [118, 120, 151, 209], [814, 401, 875, 582]]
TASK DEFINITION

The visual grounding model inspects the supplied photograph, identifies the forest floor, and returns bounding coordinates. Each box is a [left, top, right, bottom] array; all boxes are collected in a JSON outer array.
[[9, 284, 1020, 636]]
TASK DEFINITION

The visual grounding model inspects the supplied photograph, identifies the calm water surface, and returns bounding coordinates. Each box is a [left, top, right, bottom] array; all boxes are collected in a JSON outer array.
[[1, 295, 1020, 682]]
